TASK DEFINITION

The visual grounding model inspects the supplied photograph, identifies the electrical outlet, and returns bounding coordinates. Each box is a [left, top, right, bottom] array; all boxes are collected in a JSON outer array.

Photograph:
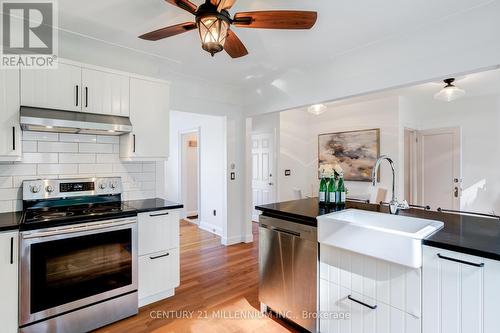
[[213, 210, 216, 216]]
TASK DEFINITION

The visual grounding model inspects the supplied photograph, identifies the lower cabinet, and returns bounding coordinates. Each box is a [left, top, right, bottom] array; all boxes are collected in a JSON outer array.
[[138, 209, 180, 307], [423, 245, 500, 333], [319, 244, 421, 333], [0, 231, 18, 333]]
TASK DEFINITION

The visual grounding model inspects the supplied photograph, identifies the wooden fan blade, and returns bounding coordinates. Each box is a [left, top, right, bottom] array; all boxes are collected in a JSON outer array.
[[224, 30, 248, 58], [218, 0, 236, 11], [139, 22, 197, 41], [164, 0, 197, 14], [233, 11, 317, 29]]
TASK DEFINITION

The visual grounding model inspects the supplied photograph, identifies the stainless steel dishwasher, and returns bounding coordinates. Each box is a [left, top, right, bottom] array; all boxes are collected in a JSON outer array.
[[259, 215, 317, 333]]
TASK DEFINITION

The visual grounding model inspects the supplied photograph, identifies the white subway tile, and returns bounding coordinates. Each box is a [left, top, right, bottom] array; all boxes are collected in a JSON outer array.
[[97, 136, 119, 144], [63, 174, 95, 179], [38, 142, 78, 153], [96, 154, 119, 164], [0, 188, 21, 200], [79, 164, 112, 174], [22, 153, 58, 164], [22, 141, 37, 153], [0, 176, 12, 188], [0, 201, 12, 213], [142, 163, 156, 173], [113, 144, 120, 153], [22, 131, 58, 142], [0, 164, 37, 176], [122, 190, 155, 201], [37, 164, 77, 175], [112, 163, 142, 173], [141, 181, 156, 190], [122, 182, 141, 191], [13, 200, 22, 212], [130, 172, 155, 182], [59, 133, 97, 143], [59, 153, 95, 164], [79, 143, 113, 153]]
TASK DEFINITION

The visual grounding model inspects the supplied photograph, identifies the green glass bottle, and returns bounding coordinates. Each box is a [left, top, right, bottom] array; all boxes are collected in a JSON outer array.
[[319, 176, 327, 205], [328, 176, 337, 206], [337, 176, 346, 204]]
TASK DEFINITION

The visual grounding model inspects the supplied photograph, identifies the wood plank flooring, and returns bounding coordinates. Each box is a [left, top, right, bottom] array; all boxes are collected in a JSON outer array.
[[95, 220, 299, 333]]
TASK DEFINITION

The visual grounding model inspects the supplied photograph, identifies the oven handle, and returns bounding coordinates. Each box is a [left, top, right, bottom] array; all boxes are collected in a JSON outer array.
[[22, 219, 136, 239]]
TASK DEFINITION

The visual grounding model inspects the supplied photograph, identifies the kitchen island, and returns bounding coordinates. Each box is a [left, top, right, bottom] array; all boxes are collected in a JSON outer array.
[[256, 198, 500, 333]]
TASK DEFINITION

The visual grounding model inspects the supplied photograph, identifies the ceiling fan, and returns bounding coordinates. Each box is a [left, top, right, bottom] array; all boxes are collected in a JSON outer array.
[[139, 0, 317, 58]]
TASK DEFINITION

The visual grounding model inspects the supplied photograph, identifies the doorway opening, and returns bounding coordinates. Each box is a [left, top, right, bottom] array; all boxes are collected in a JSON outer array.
[[181, 130, 200, 224]]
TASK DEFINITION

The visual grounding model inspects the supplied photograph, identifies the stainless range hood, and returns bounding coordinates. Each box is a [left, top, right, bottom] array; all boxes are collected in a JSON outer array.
[[20, 106, 133, 136]]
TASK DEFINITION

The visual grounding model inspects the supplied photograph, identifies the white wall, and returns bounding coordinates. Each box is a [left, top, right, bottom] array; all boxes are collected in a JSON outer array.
[[278, 97, 401, 202], [0, 132, 157, 213], [166, 111, 226, 237], [408, 95, 500, 215], [181, 132, 198, 216]]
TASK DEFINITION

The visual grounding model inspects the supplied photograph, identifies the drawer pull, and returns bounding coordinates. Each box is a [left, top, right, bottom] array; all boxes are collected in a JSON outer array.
[[150, 212, 169, 217], [150, 252, 170, 260], [347, 295, 377, 310], [437, 253, 484, 267], [10, 237, 13, 264]]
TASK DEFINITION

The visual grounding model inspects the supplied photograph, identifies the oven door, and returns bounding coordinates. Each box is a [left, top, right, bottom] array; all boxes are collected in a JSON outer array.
[[19, 218, 138, 327]]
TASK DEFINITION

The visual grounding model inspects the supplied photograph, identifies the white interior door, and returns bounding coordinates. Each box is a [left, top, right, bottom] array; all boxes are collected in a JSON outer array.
[[418, 127, 461, 210], [251, 133, 275, 221]]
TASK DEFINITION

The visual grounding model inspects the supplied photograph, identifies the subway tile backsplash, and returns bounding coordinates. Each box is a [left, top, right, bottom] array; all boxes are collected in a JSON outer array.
[[0, 132, 157, 213]]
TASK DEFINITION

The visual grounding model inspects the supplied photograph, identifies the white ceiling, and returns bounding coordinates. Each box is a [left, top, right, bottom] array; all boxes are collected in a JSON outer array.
[[58, 0, 493, 88]]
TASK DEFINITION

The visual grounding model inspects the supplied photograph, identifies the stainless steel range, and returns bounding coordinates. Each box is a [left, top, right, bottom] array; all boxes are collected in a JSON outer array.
[[19, 177, 138, 333]]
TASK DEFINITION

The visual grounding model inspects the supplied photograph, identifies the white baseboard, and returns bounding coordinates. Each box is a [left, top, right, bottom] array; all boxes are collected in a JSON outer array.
[[186, 210, 198, 217], [139, 288, 175, 307], [222, 233, 254, 246], [198, 220, 222, 236]]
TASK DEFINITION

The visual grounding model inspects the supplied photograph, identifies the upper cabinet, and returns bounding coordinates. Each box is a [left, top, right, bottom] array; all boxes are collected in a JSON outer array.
[[120, 78, 170, 161], [81, 67, 129, 116], [20, 60, 130, 116], [0, 68, 22, 161], [21, 62, 82, 112]]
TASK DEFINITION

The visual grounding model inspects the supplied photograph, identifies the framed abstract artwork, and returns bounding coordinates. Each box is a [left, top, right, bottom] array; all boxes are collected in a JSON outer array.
[[318, 128, 380, 181]]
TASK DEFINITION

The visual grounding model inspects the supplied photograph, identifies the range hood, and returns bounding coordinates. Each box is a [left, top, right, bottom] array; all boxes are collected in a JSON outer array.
[[20, 106, 132, 136]]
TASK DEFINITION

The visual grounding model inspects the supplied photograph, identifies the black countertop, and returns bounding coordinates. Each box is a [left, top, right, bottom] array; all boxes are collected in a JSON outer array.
[[1, 198, 183, 232], [256, 197, 500, 261], [0, 211, 23, 232], [123, 198, 183, 213]]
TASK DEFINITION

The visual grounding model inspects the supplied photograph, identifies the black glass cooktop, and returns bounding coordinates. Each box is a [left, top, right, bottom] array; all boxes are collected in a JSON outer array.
[[21, 195, 137, 230]]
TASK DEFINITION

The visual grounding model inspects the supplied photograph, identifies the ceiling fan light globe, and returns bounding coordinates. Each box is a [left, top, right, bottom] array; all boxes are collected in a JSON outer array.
[[198, 15, 229, 56]]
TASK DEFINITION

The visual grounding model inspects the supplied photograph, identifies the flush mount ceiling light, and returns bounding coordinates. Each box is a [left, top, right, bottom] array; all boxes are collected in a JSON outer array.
[[434, 78, 466, 102], [307, 104, 326, 116], [138, 0, 317, 58]]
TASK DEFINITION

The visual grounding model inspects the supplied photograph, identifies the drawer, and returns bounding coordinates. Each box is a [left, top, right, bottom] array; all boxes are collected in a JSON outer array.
[[138, 210, 179, 255], [138, 248, 179, 301], [320, 280, 420, 333], [320, 244, 421, 317]]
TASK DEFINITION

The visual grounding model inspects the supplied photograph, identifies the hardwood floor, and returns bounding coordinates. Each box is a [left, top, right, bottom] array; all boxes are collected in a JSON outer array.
[[95, 220, 299, 333]]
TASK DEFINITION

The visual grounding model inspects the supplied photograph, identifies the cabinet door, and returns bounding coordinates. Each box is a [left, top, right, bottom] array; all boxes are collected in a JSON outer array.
[[81, 68, 129, 116], [423, 246, 498, 333], [121, 78, 169, 160], [0, 69, 21, 160], [21, 62, 81, 111], [0, 231, 18, 333]]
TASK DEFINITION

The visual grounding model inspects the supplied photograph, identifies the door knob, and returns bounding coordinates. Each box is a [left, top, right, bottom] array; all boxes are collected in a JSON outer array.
[[454, 186, 459, 198], [268, 182, 274, 186]]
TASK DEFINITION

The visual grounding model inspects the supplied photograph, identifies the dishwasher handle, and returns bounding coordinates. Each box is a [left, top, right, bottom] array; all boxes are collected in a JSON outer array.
[[261, 223, 301, 238]]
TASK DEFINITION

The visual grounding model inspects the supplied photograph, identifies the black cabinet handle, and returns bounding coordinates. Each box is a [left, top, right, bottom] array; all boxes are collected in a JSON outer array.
[[348, 295, 377, 310], [85, 86, 88, 107], [150, 252, 169, 260], [150, 212, 169, 217], [12, 127, 15, 151], [10, 237, 13, 264], [76, 85, 79, 106], [133, 134, 136, 153], [437, 253, 484, 267]]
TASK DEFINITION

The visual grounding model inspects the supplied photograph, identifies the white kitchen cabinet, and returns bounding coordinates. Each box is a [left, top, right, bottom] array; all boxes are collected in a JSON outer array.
[[0, 231, 19, 333], [120, 77, 170, 161], [0, 69, 22, 161], [423, 245, 500, 333], [81, 67, 129, 116], [21, 61, 82, 111], [319, 244, 421, 332], [138, 209, 180, 306]]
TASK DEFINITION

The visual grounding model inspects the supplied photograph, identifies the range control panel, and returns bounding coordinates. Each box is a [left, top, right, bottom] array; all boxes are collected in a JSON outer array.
[[23, 177, 122, 200]]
